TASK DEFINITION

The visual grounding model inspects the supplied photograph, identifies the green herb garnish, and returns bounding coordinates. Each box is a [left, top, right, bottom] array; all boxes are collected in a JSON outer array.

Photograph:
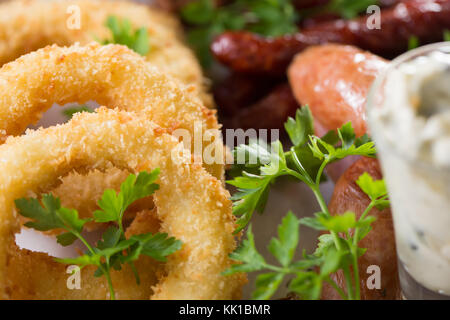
[[15, 170, 182, 300], [225, 106, 387, 300], [408, 35, 420, 50], [444, 29, 450, 42], [62, 105, 94, 120], [325, 0, 379, 19], [100, 15, 150, 56], [181, 0, 298, 67], [229, 106, 375, 233]]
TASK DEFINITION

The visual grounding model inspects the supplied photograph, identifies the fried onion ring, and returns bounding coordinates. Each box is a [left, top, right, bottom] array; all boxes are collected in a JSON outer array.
[[0, 0, 212, 107], [0, 42, 224, 227], [0, 42, 224, 179], [49, 166, 154, 231], [0, 108, 244, 300]]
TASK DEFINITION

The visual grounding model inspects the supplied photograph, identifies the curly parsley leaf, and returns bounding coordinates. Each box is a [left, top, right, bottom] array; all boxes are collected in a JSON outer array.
[[284, 106, 314, 147], [94, 170, 160, 224], [228, 106, 376, 233], [253, 272, 284, 300], [268, 211, 299, 267], [127, 232, 183, 262], [225, 106, 389, 300], [15, 169, 181, 300], [15, 195, 64, 231], [55, 253, 100, 269], [288, 272, 322, 300], [15, 194, 90, 246], [97, 226, 122, 250], [308, 122, 376, 162], [356, 172, 387, 200], [223, 225, 266, 275], [224, 211, 351, 300], [228, 141, 291, 233], [101, 15, 150, 56], [225, 198, 378, 300], [356, 172, 390, 210]]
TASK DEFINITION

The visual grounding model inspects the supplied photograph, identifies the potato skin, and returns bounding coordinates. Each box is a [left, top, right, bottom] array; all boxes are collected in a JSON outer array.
[[322, 157, 401, 300]]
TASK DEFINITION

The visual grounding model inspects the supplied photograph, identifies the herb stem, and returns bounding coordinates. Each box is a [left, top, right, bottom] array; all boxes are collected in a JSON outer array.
[[71, 229, 117, 300], [289, 147, 315, 186], [342, 264, 355, 300], [311, 180, 359, 300], [351, 247, 361, 300], [310, 185, 343, 251], [71, 230, 96, 256], [285, 169, 313, 187], [350, 199, 378, 300], [265, 264, 291, 274], [104, 268, 115, 300], [353, 201, 375, 248], [315, 158, 330, 186], [325, 276, 347, 300]]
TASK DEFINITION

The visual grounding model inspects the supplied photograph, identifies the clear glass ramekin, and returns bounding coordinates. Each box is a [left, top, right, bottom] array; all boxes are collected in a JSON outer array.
[[367, 42, 450, 300]]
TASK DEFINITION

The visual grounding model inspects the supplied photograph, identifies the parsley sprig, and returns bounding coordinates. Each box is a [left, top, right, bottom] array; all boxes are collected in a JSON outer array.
[[229, 106, 375, 233], [225, 106, 388, 300], [324, 0, 378, 19], [181, 0, 298, 67], [99, 16, 150, 56], [444, 29, 450, 42], [15, 170, 182, 300], [408, 36, 420, 51]]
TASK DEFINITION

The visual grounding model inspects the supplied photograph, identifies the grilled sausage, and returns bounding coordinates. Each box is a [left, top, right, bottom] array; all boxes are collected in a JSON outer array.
[[212, 0, 450, 75], [322, 157, 401, 300]]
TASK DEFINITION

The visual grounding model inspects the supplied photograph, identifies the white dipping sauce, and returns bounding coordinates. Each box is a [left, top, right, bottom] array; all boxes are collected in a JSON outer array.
[[369, 48, 450, 295]]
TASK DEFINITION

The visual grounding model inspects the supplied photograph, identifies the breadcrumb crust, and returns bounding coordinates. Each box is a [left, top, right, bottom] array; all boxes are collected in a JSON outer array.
[[0, 0, 213, 107], [0, 109, 245, 300]]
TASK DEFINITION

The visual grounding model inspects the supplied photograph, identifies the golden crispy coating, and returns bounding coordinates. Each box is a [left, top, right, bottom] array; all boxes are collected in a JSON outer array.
[[5, 242, 163, 300], [0, 0, 212, 107], [0, 108, 244, 300], [49, 166, 155, 231], [0, 42, 224, 180], [125, 208, 161, 239], [8, 209, 162, 299]]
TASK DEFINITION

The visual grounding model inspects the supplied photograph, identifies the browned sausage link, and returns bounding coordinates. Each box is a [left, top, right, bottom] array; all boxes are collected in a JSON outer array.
[[212, 0, 450, 75], [222, 83, 299, 130], [310, 0, 450, 58], [299, 0, 403, 28], [214, 73, 282, 117], [293, 0, 330, 10], [322, 157, 401, 300], [294, 0, 400, 10], [212, 32, 325, 75]]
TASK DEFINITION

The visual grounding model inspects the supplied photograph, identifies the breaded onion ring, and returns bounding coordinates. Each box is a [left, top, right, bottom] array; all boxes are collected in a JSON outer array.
[[0, 108, 244, 300], [0, 0, 212, 107], [0, 42, 224, 180], [50, 166, 154, 231]]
